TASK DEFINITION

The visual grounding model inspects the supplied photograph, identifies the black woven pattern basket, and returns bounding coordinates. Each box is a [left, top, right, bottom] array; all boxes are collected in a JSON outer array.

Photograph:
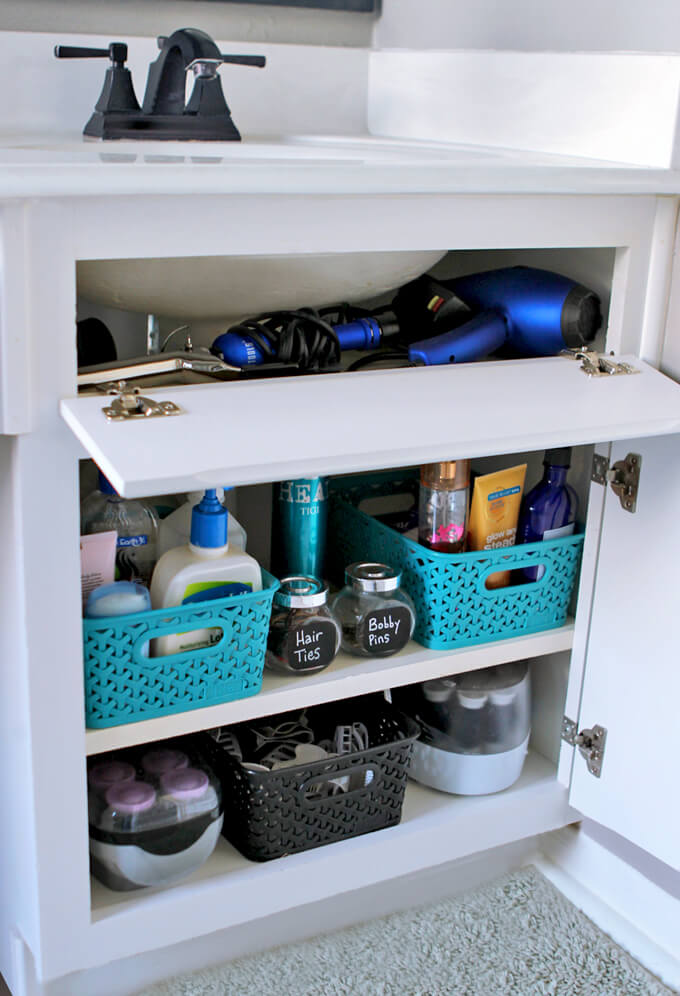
[[200, 696, 418, 862]]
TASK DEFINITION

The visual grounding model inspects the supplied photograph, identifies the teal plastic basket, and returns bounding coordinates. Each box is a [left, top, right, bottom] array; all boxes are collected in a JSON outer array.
[[83, 571, 279, 729], [328, 472, 583, 652]]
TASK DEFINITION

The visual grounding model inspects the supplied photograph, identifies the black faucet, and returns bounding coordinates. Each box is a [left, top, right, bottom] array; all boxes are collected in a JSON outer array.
[[55, 28, 266, 141]]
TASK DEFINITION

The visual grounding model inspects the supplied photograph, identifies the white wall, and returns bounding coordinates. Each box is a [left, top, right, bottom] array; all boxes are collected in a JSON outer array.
[[374, 0, 680, 53], [3, 0, 680, 54], [0, 0, 373, 48]]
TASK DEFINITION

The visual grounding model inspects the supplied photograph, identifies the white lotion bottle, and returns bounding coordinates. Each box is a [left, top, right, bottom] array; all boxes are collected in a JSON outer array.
[[159, 488, 246, 557], [150, 489, 262, 656]]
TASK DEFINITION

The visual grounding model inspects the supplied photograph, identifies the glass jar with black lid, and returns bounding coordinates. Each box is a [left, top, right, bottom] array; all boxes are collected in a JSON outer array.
[[266, 576, 341, 675]]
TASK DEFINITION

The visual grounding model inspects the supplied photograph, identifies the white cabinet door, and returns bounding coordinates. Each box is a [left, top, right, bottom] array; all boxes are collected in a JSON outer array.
[[61, 355, 680, 497], [567, 433, 680, 870]]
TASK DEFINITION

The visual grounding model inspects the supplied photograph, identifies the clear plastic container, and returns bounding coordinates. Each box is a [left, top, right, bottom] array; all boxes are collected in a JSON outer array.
[[391, 661, 531, 795], [88, 742, 222, 891], [330, 563, 416, 658], [140, 748, 190, 782], [266, 576, 341, 675], [87, 759, 137, 828], [84, 581, 152, 618], [81, 471, 160, 587], [418, 460, 470, 553]]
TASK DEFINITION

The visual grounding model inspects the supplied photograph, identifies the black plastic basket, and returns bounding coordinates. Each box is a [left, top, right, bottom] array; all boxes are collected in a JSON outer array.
[[200, 695, 419, 861]]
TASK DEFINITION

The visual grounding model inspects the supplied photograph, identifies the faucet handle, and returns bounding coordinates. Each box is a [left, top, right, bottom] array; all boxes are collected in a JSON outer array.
[[186, 54, 266, 80], [219, 54, 266, 68], [54, 42, 129, 66], [55, 40, 141, 137]]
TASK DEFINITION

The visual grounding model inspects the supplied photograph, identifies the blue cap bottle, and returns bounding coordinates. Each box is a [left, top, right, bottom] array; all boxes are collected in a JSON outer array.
[[190, 489, 228, 549]]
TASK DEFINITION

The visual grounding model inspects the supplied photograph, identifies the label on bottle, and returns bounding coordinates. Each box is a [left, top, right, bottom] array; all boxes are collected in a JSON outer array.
[[166, 580, 254, 653], [542, 523, 575, 541], [181, 581, 252, 604], [488, 485, 521, 502], [360, 607, 412, 655], [285, 619, 338, 671], [277, 478, 328, 507], [115, 534, 154, 585], [534, 522, 575, 580], [117, 534, 149, 548]]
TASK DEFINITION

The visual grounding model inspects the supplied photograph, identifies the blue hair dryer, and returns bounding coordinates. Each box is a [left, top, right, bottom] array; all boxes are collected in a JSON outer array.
[[407, 266, 602, 365]]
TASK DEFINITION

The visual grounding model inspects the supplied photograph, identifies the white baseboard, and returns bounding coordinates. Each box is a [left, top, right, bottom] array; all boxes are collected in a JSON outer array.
[[22, 826, 678, 996], [35, 837, 538, 996], [537, 826, 680, 992]]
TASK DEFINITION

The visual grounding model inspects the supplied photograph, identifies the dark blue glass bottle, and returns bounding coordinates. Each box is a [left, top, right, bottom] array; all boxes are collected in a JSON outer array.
[[517, 448, 578, 581]]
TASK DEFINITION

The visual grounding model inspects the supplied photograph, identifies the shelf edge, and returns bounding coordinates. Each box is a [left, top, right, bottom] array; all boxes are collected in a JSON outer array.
[[85, 622, 574, 756]]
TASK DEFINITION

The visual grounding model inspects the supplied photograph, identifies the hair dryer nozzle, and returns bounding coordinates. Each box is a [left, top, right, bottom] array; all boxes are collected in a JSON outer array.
[[560, 283, 601, 348]]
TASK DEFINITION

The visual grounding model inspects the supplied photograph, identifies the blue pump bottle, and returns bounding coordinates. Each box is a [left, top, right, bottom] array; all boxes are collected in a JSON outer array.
[[517, 448, 578, 581]]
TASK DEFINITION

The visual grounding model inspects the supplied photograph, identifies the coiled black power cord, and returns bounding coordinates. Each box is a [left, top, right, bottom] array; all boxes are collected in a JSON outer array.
[[225, 305, 420, 373], [227, 308, 342, 371]]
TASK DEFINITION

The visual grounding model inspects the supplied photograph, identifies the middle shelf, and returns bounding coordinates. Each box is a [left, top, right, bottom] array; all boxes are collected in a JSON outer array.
[[84, 622, 574, 755]]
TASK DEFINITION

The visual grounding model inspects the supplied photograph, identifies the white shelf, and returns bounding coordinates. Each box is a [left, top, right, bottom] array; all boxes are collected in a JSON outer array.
[[88, 751, 574, 965], [84, 623, 574, 756]]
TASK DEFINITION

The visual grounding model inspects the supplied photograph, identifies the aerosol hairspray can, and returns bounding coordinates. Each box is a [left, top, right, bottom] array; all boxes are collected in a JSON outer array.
[[272, 477, 329, 579]]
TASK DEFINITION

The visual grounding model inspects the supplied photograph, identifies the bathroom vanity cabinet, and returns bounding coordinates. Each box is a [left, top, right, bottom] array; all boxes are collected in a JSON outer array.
[[1, 138, 679, 995]]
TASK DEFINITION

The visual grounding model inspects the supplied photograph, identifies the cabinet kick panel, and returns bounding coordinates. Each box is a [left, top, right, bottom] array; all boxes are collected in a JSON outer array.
[[61, 355, 680, 496]]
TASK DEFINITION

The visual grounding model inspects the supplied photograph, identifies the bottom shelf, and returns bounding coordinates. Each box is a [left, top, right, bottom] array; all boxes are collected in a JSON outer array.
[[89, 750, 577, 958]]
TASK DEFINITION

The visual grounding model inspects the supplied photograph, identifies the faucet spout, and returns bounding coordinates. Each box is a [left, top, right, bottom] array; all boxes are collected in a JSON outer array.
[[142, 28, 222, 115]]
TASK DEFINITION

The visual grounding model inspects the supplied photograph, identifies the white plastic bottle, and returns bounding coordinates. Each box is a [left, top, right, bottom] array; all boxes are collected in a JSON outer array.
[[159, 488, 246, 557], [150, 489, 262, 656]]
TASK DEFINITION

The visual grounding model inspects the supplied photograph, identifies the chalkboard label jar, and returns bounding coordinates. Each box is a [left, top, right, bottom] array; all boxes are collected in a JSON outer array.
[[266, 576, 341, 675], [330, 562, 416, 658]]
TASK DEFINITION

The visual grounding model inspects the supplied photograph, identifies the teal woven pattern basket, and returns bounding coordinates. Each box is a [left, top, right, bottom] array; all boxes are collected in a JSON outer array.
[[328, 473, 583, 652], [83, 571, 279, 729]]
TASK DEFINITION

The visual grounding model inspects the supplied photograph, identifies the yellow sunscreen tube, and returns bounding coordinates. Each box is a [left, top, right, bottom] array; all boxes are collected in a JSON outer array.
[[468, 464, 527, 589]]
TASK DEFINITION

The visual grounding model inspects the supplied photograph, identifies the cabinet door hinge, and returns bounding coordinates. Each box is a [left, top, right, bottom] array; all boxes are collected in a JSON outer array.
[[562, 348, 640, 377], [561, 716, 607, 778], [101, 385, 183, 422], [591, 452, 641, 513]]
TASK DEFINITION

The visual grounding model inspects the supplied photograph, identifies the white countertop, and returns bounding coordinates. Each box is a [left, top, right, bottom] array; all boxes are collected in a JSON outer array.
[[0, 132, 677, 199], [0, 36, 677, 200]]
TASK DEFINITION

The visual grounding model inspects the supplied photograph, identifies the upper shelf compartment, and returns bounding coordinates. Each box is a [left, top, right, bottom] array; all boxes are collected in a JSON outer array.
[[77, 251, 446, 321], [61, 354, 680, 496]]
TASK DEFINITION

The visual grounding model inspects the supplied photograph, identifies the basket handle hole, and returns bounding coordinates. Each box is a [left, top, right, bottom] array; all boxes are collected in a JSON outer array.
[[301, 765, 376, 801], [150, 625, 224, 657], [484, 563, 549, 591]]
